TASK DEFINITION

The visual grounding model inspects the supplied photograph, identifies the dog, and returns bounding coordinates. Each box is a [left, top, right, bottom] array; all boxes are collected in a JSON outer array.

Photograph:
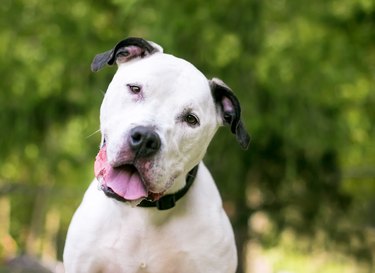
[[63, 37, 250, 273]]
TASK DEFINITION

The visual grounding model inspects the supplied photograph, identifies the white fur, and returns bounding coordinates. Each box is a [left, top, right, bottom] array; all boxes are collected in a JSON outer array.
[[64, 50, 237, 273]]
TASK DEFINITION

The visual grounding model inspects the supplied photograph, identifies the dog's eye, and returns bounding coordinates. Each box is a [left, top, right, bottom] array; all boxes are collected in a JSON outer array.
[[184, 114, 200, 127], [127, 84, 142, 94]]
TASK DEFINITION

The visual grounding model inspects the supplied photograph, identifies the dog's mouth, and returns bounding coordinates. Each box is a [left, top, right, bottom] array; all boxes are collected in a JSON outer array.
[[94, 146, 164, 203]]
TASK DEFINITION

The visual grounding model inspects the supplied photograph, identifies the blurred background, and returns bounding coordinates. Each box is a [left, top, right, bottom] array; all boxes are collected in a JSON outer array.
[[0, 0, 374, 272]]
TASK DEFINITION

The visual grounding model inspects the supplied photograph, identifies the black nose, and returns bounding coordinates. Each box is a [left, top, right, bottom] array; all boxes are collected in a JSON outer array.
[[129, 126, 161, 157]]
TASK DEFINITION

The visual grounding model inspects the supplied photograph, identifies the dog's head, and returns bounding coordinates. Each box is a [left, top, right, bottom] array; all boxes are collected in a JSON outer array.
[[92, 37, 250, 205]]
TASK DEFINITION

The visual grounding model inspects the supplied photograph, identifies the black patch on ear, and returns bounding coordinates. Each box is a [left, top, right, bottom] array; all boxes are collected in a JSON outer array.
[[91, 37, 160, 72], [210, 78, 250, 150]]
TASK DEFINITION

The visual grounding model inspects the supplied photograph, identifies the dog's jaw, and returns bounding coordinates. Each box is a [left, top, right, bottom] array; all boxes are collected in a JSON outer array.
[[95, 146, 148, 201]]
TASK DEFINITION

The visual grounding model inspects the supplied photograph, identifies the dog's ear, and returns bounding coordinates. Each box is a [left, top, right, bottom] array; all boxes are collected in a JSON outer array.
[[210, 78, 250, 150], [91, 37, 163, 72]]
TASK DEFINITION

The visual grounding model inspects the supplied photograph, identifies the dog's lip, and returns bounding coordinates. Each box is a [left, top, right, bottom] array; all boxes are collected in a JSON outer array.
[[101, 162, 165, 202], [110, 159, 133, 168]]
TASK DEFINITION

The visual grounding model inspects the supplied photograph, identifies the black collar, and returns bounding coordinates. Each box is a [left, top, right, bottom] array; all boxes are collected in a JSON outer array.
[[138, 165, 199, 210]]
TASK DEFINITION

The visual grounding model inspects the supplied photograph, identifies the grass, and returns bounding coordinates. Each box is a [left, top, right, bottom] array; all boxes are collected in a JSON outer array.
[[246, 228, 372, 273]]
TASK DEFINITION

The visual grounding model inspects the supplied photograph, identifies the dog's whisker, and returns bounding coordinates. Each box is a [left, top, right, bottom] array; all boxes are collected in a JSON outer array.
[[86, 129, 101, 139]]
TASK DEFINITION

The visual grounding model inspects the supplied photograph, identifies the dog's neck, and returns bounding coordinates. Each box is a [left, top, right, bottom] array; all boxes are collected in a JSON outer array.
[[137, 165, 199, 210]]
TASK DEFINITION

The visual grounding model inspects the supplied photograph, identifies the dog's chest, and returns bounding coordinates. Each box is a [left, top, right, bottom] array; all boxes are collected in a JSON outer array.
[[64, 171, 237, 273], [93, 210, 203, 273]]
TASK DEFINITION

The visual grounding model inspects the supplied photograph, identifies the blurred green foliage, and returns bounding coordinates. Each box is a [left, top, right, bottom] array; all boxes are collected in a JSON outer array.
[[0, 0, 374, 272]]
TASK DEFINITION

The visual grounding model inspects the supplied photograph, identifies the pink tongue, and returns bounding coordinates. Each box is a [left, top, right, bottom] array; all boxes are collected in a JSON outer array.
[[94, 146, 148, 200]]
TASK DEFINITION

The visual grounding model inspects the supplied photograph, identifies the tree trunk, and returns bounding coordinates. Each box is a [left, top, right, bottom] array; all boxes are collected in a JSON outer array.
[[26, 188, 48, 256]]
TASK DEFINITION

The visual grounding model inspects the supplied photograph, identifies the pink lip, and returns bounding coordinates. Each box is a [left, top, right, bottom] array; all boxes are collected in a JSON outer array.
[[94, 146, 148, 201]]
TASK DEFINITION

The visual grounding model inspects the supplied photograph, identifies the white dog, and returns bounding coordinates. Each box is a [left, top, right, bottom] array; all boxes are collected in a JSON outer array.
[[63, 37, 250, 273]]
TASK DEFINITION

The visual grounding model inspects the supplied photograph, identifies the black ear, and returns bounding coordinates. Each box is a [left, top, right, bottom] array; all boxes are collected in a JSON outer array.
[[91, 37, 163, 72], [210, 78, 250, 150]]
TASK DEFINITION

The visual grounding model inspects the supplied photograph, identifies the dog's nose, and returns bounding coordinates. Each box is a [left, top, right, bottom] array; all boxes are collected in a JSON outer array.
[[129, 126, 161, 157]]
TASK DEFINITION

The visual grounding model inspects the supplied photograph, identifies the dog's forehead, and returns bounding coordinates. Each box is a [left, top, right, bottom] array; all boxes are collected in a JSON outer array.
[[116, 53, 210, 96]]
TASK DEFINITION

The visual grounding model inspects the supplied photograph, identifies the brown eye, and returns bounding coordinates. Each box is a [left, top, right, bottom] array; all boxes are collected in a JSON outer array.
[[184, 114, 200, 126], [127, 84, 141, 94]]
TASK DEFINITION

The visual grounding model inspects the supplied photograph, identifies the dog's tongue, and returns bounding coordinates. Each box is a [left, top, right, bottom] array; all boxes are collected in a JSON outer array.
[[94, 146, 147, 200]]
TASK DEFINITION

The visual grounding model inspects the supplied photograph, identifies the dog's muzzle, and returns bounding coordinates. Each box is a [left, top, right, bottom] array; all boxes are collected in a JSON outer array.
[[94, 126, 165, 204]]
